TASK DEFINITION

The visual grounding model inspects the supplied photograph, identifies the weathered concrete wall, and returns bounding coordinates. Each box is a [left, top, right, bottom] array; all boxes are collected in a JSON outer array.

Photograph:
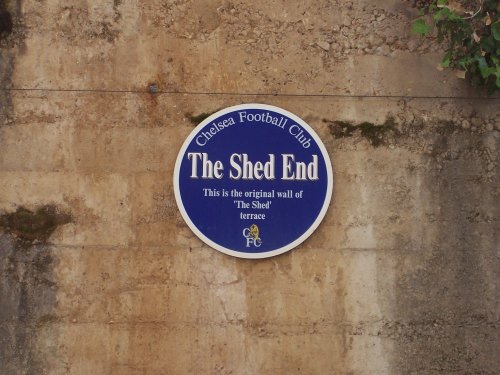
[[1, 0, 499, 374]]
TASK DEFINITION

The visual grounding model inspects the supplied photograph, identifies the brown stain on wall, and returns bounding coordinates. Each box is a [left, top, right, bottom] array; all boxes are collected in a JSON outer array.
[[0, 1, 13, 35], [0, 0, 25, 127], [0, 1, 498, 374], [0, 1, 13, 126], [0, 206, 71, 375], [232, 248, 352, 374], [0, 52, 13, 125], [390, 128, 500, 373], [332, 265, 349, 373]]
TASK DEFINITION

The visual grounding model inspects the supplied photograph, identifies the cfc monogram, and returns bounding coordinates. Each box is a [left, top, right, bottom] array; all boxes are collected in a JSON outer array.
[[243, 224, 262, 248]]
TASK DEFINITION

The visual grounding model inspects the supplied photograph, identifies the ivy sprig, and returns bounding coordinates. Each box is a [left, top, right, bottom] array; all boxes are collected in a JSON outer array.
[[412, 0, 500, 93]]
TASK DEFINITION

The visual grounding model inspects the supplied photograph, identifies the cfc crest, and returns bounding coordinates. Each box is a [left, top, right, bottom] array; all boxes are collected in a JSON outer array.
[[243, 224, 262, 248]]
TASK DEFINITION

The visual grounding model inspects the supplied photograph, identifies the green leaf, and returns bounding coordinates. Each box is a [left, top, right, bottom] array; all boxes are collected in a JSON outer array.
[[447, 11, 462, 21], [412, 19, 430, 35], [492, 22, 500, 41], [476, 57, 495, 78], [412, 0, 499, 93], [477, 56, 487, 69], [433, 9, 445, 21], [434, 8, 453, 21], [480, 37, 495, 52], [441, 51, 452, 67]]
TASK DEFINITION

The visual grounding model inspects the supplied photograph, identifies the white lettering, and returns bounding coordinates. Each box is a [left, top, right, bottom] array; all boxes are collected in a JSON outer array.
[[281, 154, 319, 180], [289, 124, 312, 148], [187, 152, 224, 179], [230, 154, 275, 180]]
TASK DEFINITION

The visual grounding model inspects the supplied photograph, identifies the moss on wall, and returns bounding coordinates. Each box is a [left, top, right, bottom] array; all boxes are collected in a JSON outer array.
[[325, 116, 397, 147], [0, 206, 71, 244]]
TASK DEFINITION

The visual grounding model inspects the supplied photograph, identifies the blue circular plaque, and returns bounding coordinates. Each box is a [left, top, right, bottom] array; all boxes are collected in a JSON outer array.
[[174, 104, 333, 258]]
